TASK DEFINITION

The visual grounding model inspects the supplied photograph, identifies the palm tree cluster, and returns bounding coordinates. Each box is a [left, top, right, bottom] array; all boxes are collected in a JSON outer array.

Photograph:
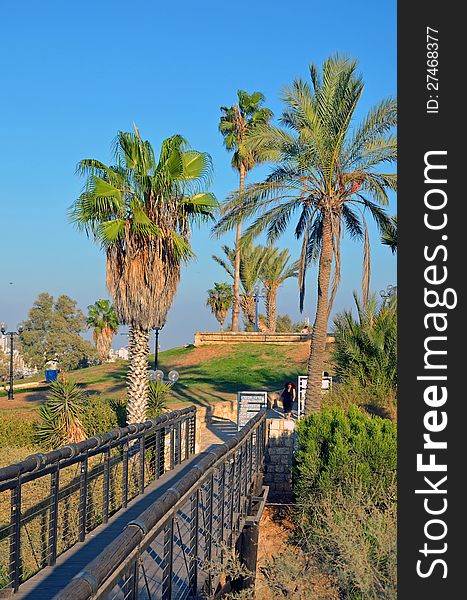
[[71, 53, 396, 423], [214, 54, 396, 413], [212, 242, 298, 331]]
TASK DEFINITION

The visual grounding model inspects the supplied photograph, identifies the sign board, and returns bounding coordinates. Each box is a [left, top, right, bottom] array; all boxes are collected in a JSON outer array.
[[297, 374, 333, 418], [237, 391, 268, 430]]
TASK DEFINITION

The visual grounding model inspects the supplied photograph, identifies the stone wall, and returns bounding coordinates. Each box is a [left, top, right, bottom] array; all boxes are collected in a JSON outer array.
[[264, 418, 296, 502], [193, 331, 335, 346]]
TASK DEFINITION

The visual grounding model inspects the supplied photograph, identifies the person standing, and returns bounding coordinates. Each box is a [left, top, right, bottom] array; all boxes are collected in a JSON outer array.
[[281, 381, 296, 419]]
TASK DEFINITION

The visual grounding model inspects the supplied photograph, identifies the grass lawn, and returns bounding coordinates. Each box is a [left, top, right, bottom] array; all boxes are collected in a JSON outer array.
[[0, 342, 333, 421]]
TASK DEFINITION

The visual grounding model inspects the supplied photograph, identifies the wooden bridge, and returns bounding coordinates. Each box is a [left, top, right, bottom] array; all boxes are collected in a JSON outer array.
[[0, 407, 268, 599]]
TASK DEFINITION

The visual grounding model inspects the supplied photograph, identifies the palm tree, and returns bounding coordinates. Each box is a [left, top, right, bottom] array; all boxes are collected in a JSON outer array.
[[214, 55, 396, 413], [332, 292, 397, 393], [87, 299, 119, 363], [219, 91, 273, 332], [381, 215, 397, 253], [70, 128, 217, 423], [206, 283, 234, 331], [260, 248, 299, 332], [35, 377, 87, 449], [213, 242, 268, 329]]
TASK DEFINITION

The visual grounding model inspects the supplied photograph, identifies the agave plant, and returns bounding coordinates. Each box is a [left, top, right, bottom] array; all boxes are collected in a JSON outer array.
[[35, 377, 87, 449]]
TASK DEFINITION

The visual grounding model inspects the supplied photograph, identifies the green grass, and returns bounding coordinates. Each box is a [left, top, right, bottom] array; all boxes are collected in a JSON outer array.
[[0, 343, 321, 416]]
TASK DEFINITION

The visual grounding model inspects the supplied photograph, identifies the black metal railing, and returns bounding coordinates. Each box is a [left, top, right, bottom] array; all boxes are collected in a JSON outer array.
[[54, 410, 267, 600], [0, 407, 197, 592]]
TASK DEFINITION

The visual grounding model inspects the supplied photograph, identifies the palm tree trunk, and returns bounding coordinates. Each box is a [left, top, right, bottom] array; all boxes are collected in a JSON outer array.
[[266, 286, 278, 332], [232, 164, 246, 332], [305, 211, 333, 414], [127, 325, 149, 423]]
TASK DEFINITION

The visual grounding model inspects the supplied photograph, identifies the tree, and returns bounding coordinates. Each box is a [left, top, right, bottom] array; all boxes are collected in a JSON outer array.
[[214, 55, 396, 413], [332, 293, 397, 393], [219, 91, 273, 332], [260, 248, 298, 331], [206, 283, 234, 331], [381, 215, 397, 253], [35, 377, 87, 449], [70, 128, 217, 423], [87, 299, 119, 363], [20, 292, 96, 371], [213, 242, 268, 329]]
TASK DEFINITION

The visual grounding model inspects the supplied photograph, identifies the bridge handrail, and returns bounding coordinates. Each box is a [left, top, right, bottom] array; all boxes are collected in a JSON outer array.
[[0, 406, 196, 486], [54, 410, 267, 600], [0, 406, 197, 593]]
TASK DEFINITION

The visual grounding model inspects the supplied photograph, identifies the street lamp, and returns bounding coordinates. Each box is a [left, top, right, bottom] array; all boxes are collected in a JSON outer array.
[[379, 284, 397, 306], [252, 288, 265, 333], [1, 323, 23, 401], [148, 368, 179, 383], [153, 325, 164, 371]]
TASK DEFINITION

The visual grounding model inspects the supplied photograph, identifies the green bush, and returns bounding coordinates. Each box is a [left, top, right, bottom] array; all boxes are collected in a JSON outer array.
[[294, 405, 396, 504], [0, 415, 36, 448], [294, 406, 397, 599], [80, 395, 120, 436]]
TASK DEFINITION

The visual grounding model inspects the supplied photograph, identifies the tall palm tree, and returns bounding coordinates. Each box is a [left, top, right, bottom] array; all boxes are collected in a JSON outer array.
[[87, 299, 119, 363], [214, 55, 396, 413], [70, 128, 217, 423], [213, 242, 268, 329], [219, 91, 273, 332], [206, 283, 234, 331], [381, 215, 397, 253], [260, 248, 299, 332]]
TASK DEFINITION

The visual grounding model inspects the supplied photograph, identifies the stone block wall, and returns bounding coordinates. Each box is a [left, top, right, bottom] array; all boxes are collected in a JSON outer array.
[[264, 418, 296, 501]]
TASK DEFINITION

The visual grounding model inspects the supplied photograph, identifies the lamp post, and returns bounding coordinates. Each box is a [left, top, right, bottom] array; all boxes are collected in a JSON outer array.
[[380, 284, 397, 306], [1, 323, 23, 401], [252, 289, 265, 333], [153, 325, 164, 371]]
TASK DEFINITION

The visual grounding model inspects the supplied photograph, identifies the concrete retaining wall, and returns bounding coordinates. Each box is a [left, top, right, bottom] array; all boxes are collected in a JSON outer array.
[[193, 331, 335, 345]]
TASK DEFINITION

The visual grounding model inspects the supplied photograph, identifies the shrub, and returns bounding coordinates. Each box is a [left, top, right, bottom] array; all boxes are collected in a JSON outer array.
[[147, 380, 171, 418], [0, 415, 36, 448], [294, 406, 396, 503], [294, 406, 397, 598], [80, 396, 120, 435]]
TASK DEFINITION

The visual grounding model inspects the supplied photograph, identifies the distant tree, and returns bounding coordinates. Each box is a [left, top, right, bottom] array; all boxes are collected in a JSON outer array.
[[87, 299, 119, 363], [213, 242, 268, 329], [219, 90, 273, 332], [260, 248, 298, 332], [20, 292, 97, 371], [35, 377, 87, 449], [206, 283, 234, 331]]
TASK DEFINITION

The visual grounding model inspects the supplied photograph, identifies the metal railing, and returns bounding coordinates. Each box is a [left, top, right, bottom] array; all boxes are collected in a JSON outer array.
[[54, 410, 267, 600], [0, 407, 196, 592]]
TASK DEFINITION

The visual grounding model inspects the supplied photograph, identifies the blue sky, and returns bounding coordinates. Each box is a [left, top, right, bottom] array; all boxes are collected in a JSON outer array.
[[0, 0, 396, 351]]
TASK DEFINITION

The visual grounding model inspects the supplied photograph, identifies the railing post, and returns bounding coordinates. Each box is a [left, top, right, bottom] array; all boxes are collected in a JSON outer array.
[[162, 518, 174, 600], [189, 490, 199, 595], [122, 440, 129, 508], [48, 467, 59, 566], [170, 425, 175, 470], [176, 420, 182, 465], [10, 479, 21, 590], [190, 414, 196, 455], [79, 452, 88, 542], [139, 434, 145, 495], [129, 558, 139, 600], [184, 417, 190, 461], [155, 429, 162, 479], [103, 445, 111, 524]]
